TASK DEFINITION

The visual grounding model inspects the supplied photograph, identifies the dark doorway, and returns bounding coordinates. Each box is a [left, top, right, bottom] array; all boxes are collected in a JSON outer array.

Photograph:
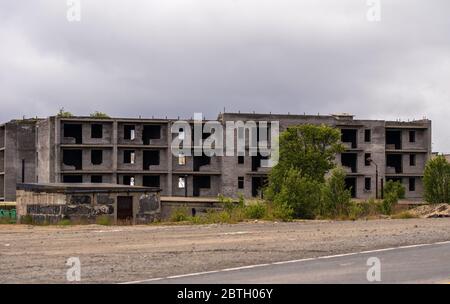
[[64, 124, 82, 144], [341, 129, 357, 148], [344, 177, 357, 198], [386, 130, 402, 149], [143, 125, 161, 144], [193, 176, 211, 197], [252, 176, 268, 197], [117, 196, 133, 221]]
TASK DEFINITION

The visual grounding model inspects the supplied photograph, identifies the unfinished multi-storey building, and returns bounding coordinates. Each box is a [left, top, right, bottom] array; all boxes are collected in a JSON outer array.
[[0, 113, 432, 202]]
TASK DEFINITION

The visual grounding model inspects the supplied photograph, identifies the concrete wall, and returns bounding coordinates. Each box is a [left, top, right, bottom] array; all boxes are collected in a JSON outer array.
[[16, 189, 161, 224], [4, 121, 38, 201]]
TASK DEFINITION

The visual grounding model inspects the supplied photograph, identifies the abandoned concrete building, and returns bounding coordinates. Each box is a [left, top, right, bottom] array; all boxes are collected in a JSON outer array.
[[0, 113, 432, 202]]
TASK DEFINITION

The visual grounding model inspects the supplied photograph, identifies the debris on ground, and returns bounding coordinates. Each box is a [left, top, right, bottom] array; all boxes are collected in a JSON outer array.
[[409, 204, 450, 218]]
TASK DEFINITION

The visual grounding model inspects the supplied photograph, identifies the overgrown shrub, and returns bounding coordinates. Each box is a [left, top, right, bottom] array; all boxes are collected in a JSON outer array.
[[170, 207, 190, 222], [423, 155, 450, 203], [320, 167, 352, 217], [244, 203, 267, 219]]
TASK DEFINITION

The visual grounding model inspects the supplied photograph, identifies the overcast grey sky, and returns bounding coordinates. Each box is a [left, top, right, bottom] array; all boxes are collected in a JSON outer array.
[[0, 0, 449, 151]]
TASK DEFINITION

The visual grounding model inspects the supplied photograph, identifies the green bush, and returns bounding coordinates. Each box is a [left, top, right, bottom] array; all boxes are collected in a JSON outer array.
[[170, 207, 190, 222], [270, 202, 294, 221], [90, 111, 110, 119], [244, 203, 267, 219], [383, 180, 405, 199], [320, 167, 352, 217], [273, 168, 323, 219], [423, 156, 450, 203], [380, 192, 397, 215]]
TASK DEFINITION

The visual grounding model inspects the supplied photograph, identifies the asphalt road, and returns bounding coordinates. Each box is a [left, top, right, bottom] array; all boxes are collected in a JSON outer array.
[[130, 241, 450, 284]]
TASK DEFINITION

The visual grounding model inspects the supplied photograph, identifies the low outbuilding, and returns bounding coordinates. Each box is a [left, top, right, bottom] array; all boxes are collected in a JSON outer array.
[[16, 183, 161, 224]]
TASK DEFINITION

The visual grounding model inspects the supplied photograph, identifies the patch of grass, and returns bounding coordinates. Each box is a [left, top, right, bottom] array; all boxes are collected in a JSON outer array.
[[57, 219, 72, 226], [20, 215, 33, 225], [170, 207, 190, 222], [0, 217, 16, 224], [96, 215, 112, 226], [391, 211, 418, 219]]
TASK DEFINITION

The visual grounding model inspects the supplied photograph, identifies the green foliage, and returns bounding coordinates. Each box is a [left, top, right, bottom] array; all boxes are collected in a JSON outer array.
[[170, 207, 190, 222], [383, 180, 405, 200], [57, 108, 74, 118], [20, 215, 33, 225], [349, 199, 380, 219], [269, 201, 294, 222], [423, 156, 450, 203], [320, 167, 352, 217], [265, 124, 344, 200], [57, 219, 72, 226], [96, 215, 112, 226], [244, 203, 267, 219], [273, 168, 323, 219], [90, 111, 111, 119], [380, 192, 398, 215]]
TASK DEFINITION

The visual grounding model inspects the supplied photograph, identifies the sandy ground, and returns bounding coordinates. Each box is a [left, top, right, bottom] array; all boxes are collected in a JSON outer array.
[[1, 218, 450, 283]]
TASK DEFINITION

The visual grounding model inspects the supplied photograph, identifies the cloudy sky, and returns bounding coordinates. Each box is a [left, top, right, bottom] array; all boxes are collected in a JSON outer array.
[[0, 0, 449, 151]]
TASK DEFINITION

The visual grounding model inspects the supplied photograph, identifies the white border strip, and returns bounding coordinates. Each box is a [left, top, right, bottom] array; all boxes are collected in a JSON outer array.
[[119, 240, 450, 284]]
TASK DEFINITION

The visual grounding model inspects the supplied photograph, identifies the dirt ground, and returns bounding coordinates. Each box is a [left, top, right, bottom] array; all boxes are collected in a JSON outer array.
[[1, 218, 450, 283]]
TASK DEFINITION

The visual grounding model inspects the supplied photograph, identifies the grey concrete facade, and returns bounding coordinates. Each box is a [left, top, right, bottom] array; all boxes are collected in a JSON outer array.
[[0, 113, 432, 201]]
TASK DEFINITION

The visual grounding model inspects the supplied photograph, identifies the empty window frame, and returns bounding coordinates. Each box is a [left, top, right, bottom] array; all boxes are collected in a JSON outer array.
[[91, 150, 103, 165], [63, 124, 82, 144], [178, 177, 186, 188], [365, 153, 372, 166], [409, 178, 416, 191], [238, 176, 244, 189], [409, 131, 416, 143], [364, 129, 371, 142], [91, 124, 103, 139], [410, 154, 416, 166], [124, 150, 136, 164], [143, 150, 160, 169], [143, 175, 160, 187], [365, 177, 371, 191], [124, 125, 136, 140], [143, 125, 161, 144], [238, 156, 245, 164], [63, 149, 82, 170], [91, 175, 103, 183], [63, 175, 83, 183], [178, 152, 186, 165]]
